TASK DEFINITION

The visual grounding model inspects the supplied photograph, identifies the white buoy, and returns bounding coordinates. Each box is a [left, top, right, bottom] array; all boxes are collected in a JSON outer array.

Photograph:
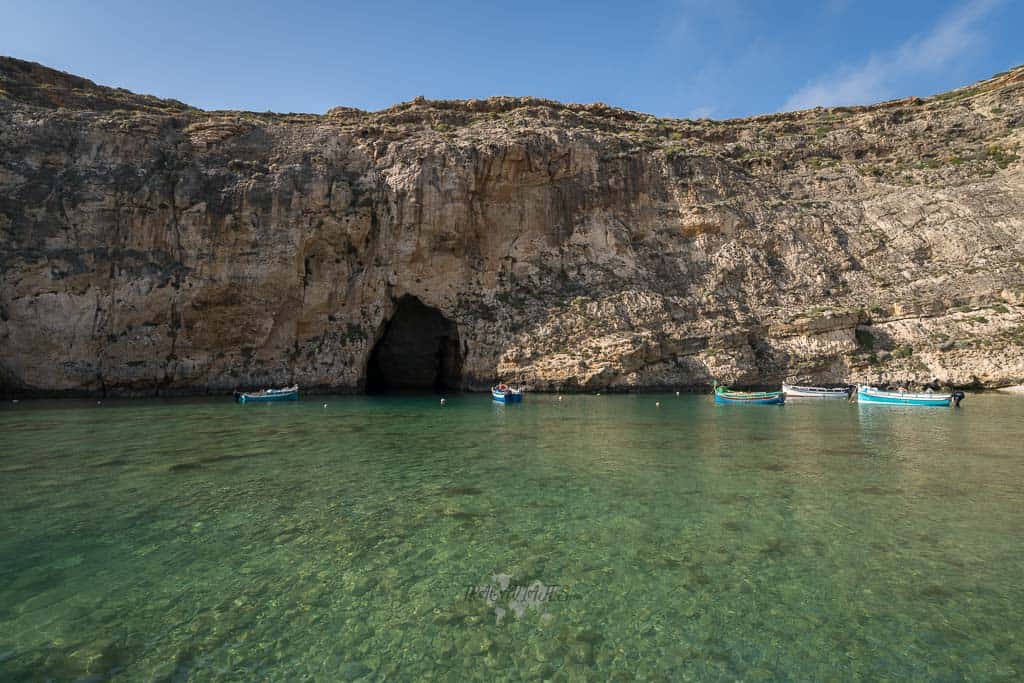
[[656, 401, 661, 407], [676, 391, 680, 396], [440, 398, 447, 406], [596, 392, 601, 396], [558, 395, 563, 401], [323, 403, 328, 408], [97, 401, 102, 405]]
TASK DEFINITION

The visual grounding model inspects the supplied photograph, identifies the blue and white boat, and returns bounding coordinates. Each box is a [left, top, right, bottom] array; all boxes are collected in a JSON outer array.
[[857, 385, 963, 407], [235, 385, 299, 404], [491, 384, 523, 403]]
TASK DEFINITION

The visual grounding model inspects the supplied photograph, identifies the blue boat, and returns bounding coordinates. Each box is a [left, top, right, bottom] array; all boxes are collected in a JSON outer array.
[[235, 385, 299, 404], [491, 384, 523, 403], [714, 386, 785, 405], [857, 385, 963, 407]]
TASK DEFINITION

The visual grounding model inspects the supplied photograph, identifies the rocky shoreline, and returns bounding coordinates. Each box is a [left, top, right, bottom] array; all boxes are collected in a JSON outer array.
[[2, 58, 1023, 395], [2, 382, 1015, 400]]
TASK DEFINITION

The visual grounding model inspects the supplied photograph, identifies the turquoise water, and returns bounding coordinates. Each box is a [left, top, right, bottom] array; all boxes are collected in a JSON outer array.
[[1, 393, 1023, 681]]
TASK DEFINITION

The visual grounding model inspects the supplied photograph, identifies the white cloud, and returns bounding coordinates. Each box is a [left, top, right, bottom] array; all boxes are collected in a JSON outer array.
[[782, 0, 1000, 111], [687, 105, 716, 119]]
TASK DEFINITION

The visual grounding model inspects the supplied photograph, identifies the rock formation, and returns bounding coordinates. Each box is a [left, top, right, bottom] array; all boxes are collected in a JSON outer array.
[[1, 57, 1023, 395]]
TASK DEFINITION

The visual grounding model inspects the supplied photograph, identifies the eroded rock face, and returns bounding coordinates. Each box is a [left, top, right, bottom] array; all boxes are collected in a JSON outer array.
[[1, 57, 1023, 395]]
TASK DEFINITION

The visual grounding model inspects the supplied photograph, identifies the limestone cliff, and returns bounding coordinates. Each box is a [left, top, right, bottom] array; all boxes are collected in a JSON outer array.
[[2, 57, 1023, 395]]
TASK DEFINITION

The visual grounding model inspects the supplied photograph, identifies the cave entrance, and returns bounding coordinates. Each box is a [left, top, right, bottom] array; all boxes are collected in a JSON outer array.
[[365, 295, 462, 393]]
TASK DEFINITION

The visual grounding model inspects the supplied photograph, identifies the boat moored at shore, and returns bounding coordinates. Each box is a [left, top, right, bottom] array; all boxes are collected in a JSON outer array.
[[857, 385, 964, 407], [235, 385, 299, 404], [782, 383, 853, 399], [491, 384, 523, 403], [714, 386, 785, 405]]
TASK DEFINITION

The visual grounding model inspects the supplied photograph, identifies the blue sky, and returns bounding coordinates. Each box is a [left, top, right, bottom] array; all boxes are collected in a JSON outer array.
[[1, 0, 1021, 118]]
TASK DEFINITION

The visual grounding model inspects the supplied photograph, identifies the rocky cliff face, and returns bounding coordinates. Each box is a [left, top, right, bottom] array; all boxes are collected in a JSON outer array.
[[2, 57, 1023, 395]]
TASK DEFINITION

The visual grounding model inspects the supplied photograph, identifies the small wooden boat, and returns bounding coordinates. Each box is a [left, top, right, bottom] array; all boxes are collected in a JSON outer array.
[[714, 386, 785, 405], [491, 383, 523, 403], [857, 385, 964, 407], [782, 383, 853, 399], [235, 385, 299, 404]]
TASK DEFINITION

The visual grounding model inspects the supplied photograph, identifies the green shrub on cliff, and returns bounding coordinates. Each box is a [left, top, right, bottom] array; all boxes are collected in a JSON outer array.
[[893, 345, 914, 359], [985, 145, 1018, 168]]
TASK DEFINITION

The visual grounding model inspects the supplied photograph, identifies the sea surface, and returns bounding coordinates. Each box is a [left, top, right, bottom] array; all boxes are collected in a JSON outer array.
[[1, 392, 1023, 681]]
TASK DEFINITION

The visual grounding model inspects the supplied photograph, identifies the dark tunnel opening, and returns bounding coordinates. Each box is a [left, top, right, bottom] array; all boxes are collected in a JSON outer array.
[[365, 295, 463, 393]]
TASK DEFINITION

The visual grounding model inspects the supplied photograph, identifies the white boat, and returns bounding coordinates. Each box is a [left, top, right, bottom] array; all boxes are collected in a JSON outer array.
[[782, 383, 853, 399], [235, 385, 299, 404], [857, 385, 964, 407]]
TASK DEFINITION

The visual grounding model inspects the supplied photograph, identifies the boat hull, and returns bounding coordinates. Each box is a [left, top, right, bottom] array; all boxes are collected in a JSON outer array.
[[239, 387, 299, 404], [714, 388, 785, 405], [857, 387, 951, 407], [782, 384, 851, 398], [491, 388, 523, 403]]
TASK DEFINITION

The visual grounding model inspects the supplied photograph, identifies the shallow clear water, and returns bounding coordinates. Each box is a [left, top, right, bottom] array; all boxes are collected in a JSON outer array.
[[1, 393, 1023, 681]]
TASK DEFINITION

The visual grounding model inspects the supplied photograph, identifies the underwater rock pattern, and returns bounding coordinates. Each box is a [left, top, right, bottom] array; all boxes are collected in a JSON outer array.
[[1, 57, 1023, 394]]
